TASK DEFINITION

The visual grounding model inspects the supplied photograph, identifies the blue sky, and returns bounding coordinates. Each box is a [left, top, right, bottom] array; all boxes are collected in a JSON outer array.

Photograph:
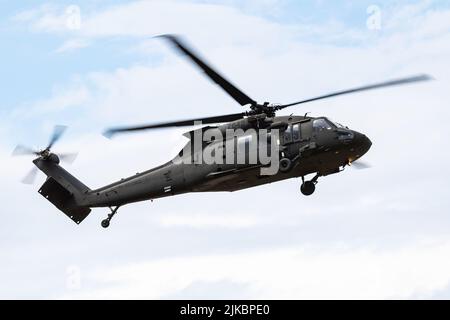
[[2, 0, 448, 115], [1, 1, 133, 110], [1, 0, 450, 299]]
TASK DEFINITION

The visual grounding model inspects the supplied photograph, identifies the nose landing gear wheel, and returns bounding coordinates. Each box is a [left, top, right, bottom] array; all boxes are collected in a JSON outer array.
[[300, 181, 316, 196]]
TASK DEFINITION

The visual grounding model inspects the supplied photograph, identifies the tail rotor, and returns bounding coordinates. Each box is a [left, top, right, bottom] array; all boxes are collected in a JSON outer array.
[[12, 125, 78, 184]]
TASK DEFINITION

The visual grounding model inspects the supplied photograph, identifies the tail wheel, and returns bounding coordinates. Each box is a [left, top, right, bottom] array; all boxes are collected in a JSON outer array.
[[101, 219, 110, 228]]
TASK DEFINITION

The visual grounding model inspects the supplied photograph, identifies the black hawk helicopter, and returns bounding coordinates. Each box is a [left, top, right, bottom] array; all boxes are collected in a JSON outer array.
[[14, 35, 431, 228]]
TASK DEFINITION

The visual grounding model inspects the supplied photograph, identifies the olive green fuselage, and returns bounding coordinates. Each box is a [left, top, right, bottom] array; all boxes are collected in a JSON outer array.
[[77, 115, 371, 208]]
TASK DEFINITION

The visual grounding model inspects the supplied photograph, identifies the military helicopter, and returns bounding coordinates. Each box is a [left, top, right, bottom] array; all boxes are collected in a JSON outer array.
[[14, 35, 430, 228]]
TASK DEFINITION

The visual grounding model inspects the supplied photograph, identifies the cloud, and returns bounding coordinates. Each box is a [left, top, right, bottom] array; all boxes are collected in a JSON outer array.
[[13, 3, 85, 33], [13, 1, 288, 43], [55, 39, 90, 53], [12, 0, 373, 49], [62, 239, 450, 299], [156, 212, 263, 229], [9, 82, 90, 122]]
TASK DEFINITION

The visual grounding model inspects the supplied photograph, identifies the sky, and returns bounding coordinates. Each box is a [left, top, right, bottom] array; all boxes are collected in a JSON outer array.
[[1, 0, 450, 299]]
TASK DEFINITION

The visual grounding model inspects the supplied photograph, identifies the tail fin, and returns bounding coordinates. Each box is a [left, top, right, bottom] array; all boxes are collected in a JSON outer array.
[[34, 158, 91, 224]]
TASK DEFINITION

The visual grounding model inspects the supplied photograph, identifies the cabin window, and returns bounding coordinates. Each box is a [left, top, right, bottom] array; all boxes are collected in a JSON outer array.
[[300, 121, 311, 140]]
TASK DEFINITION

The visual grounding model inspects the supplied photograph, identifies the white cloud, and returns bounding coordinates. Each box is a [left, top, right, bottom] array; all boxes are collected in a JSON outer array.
[[55, 39, 90, 53], [63, 238, 450, 299], [14, 1, 289, 45], [156, 212, 263, 229], [10, 82, 90, 120], [13, 4, 71, 33]]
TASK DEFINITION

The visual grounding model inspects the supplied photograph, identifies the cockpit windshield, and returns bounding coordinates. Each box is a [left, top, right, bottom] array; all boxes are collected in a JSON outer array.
[[313, 118, 333, 131]]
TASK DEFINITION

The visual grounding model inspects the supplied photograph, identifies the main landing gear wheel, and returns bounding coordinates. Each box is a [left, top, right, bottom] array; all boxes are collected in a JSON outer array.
[[300, 174, 319, 196], [101, 206, 121, 229], [300, 181, 315, 196]]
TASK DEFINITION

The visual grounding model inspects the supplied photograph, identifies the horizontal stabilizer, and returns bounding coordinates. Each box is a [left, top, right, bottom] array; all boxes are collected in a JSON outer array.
[[39, 177, 91, 224]]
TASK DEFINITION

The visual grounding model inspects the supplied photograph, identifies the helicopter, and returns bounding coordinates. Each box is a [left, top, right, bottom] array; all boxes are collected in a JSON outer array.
[[13, 35, 431, 228]]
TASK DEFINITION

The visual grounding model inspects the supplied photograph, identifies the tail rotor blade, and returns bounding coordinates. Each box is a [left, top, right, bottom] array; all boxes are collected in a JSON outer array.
[[12, 145, 39, 156], [47, 125, 67, 150], [59, 153, 78, 164], [21, 167, 38, 185]]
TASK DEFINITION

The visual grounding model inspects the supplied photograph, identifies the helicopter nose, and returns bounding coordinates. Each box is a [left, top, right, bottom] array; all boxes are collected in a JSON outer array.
[[352, 131, 372, 156]]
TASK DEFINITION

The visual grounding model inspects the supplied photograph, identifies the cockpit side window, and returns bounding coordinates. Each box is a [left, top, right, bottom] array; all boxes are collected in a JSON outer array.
[[292, 124, 300, 141], [313, 118, 333, 131], [283, 126, 292, 144]]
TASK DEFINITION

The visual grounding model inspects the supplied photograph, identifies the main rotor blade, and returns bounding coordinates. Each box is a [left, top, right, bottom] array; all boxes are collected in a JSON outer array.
[[47, 125, 67, 150], [159, 35, 257, 107], [276, 74, 432, 110], [12, 145, 39, 156], [104, 112, 246, 137]]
